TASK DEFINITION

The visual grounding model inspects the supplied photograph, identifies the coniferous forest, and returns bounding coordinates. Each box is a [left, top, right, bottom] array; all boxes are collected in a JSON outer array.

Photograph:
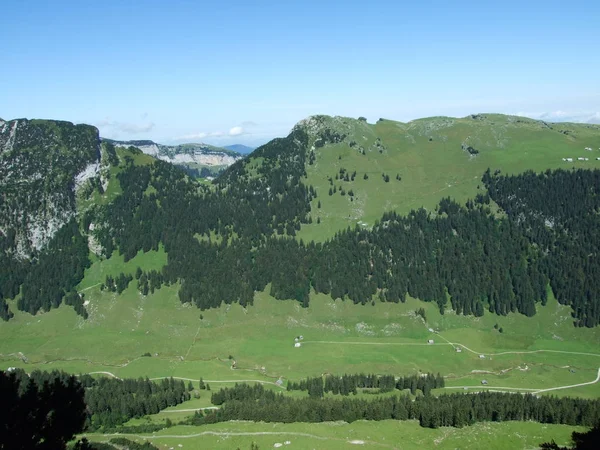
[[2, 126, 600, 327], [194, 382, 600, 429], [3, 368, 600, 448], [1, 368, 190, 449]]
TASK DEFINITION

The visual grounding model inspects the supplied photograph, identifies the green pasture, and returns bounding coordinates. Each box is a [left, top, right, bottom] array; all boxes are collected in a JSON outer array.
[[299, 115, 600, 242], [1, 266, 598, 397], [83, 420, 585, 450]]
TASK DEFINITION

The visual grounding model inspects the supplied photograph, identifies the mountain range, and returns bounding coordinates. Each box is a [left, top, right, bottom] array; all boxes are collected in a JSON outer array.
[[224, 144, 255, 154], [101, 138, 243, 175], [2, 113, 600, 326]]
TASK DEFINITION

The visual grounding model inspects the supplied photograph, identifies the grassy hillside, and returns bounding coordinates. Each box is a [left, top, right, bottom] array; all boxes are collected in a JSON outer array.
[[1, 272, 598, 397], [3, 113, 600, 448], [84, 420, 585, 450], [296, 114, 600, 241]]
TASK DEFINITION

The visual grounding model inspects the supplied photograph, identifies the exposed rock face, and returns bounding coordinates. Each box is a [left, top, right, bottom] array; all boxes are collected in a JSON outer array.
[[102, 138, 242, 167], [0, 118, 100, 257]]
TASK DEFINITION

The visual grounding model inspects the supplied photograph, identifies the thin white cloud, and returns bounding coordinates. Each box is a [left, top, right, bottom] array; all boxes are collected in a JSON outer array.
[[174, 130, 225, 141], [176, 132, 208, 140], [119, 122, 155, 133], [96, 118, 155, 134], [229, 126, 245, 136], [175, 122, 258, 141], [516, 110, 600, 124]]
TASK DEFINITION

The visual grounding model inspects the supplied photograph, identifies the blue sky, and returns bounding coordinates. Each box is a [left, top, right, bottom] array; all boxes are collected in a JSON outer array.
[[1, 0, 599, 146]]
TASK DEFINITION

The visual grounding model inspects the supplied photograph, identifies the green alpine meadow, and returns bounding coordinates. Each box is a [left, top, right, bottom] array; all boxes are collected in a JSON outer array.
[[1, 112, 600, 449]]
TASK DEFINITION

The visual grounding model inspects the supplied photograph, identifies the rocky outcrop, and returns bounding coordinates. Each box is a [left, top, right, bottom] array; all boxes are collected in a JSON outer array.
[[102, 138, 242, 167], [0, 118, 100, 257]]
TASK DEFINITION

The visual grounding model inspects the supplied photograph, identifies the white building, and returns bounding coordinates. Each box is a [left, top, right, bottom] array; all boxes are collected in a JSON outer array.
[[428, 339, 434, 344], [294, 342, 301, 348]]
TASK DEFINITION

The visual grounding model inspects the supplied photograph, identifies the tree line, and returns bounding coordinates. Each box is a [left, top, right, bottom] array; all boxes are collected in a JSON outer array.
[[3, 131, 600, 327], [2, 368, 190, 437], [79, 374, 190, 429], [195, 383, 600, 429], [1, 369, 86, 450], [484, 168, 600, 327], [286, 372, 444, 396], [84, 156, 600, 327]]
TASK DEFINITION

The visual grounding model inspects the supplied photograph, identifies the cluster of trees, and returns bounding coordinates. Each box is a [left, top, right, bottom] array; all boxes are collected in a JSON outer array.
[[1, 368, 164, 450], [0, 238, 17, 319], [415, 308, 427, 321], [540, 424, 600, 449], [82, 150, 600, 325], [0, 298, 11, 321], [64, 291, 88, 319], [286, 373, 444, 396], [210, 383, 266, 406], [176, 165, 224, 179], [0, 119, 100, 320], [484, 169, 600, 326], [198, 383, 600, 429], [5, 120, 600, 329], [102, 273, 133, 294], [0, 218, 91, 320], [16, 219, 90, 317], [135, 269, 165, 296], [0, 235, 23, 320], [5, 369, 190, 432], [1, 369, 86, 449], [81, 375, 190, 429]]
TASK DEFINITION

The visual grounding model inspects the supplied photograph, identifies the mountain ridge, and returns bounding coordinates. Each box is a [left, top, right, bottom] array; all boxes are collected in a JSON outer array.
[[101, 137, 242, 167], [0, 118, 101, 257], [2, 113, 600, 327], [224, 144, 255, 154]]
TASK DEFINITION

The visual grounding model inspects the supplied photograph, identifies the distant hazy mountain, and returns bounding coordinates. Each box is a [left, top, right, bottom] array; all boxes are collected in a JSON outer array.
[[224, 144, 255, 154], [102, 138, 243, 168]]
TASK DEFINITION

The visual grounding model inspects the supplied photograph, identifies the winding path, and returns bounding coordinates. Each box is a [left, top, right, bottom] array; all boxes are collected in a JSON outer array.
[[532, 367, 600, 394], [442, 368, 600, 394], [160, 407, 220, 413], [302, 338, 600, 394], [98, 430, 395, 448], [303, 339, 600, 358], [7, 330, 599, 397], [148, 377, 285, 388], [87, 371, 121, 379]]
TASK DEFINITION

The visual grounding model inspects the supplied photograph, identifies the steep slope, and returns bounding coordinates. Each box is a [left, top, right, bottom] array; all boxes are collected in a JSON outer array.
[[0, 118, 103, 320], [212, 114, 600, 325], [289, 114, 600, 241], [3, 114, 600, 327], [0, 118, 100, 257]]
